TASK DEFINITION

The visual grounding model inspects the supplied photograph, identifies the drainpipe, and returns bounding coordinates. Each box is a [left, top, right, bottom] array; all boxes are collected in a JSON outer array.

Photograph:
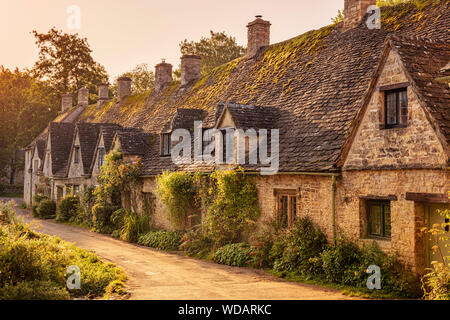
[[331, 175, 337, 244]]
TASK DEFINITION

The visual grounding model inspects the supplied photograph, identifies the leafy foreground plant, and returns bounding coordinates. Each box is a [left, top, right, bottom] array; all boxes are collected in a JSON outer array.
[[138, 230, 183, 251], [0, 201, 127, 300]]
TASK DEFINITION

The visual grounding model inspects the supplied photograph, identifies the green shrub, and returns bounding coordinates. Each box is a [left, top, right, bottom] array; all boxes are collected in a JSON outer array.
[[36, 199, 56, 219], [92, 203, 118, 234], [138, 230, 183, 251], [156, 171, 200, 230], [249, 231, 274, 269], [111, 208, 126, 230], [119, 211, 151, 243], [205, 168, 260, 246], [180, 227, 214, 258], [320, 239, 361, 284], [32, 194, 47, 205], [0, 280, 70, 300], [270, 217, 327, 277], [0, 201, 15, 224], [0, 214, 127, 299], [213, 243, 253, 267], [422, 262, 450, 300], [56, 195, 80, 222]]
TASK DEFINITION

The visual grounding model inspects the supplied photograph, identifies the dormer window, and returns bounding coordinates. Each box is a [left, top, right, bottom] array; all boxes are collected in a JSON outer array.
[[384, 87, 408, 128], [74, 146, 80, 163], [161, 133, 171, 156], [98, 148, 105, 168]]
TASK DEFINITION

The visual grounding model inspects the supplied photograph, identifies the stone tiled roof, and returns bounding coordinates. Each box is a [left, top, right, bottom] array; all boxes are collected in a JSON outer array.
[[161, 108, 207, 133], [48, 122, 76, 177], [389, 36, 450, 153], [218, 103, 280, 130], [75, 123, 113, 175], [115, 130, 154, 157]]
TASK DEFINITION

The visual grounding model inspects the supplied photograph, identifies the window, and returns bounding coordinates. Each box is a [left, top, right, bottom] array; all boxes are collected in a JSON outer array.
[[98, 148, 105, 167], [73, 185, 80, 195], [74, 146, 80, 163], [33, 159, 39, 172], [161, 134, 171, 156], [276, 189, 298, 228], [366, 200, 391, 239], [384, 88, 407, 128]]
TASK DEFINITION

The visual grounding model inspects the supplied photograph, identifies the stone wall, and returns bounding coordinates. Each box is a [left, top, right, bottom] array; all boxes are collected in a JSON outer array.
[[344, 0, 376, 31], [336, 169, 449, 273], [344, 49, 447, 170]]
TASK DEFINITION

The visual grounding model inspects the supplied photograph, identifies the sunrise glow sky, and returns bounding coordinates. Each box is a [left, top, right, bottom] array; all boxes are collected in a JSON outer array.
[[1, 0, 343, 80]]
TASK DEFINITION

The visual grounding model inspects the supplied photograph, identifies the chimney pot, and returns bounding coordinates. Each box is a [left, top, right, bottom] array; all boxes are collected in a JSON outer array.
[[344, 0, 377, 31], [180, 54, 201, 86], [155, 60, 173, 91], [98, 83, 109, 107], [61, 93, 73, 113], [247, 16, 271, 56], [77, 87, 89, 107], [117, 76, 132, 102]]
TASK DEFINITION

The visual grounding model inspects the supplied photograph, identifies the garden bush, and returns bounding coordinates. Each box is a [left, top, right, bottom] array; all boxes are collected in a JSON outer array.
[[110, 208, 126, 231], [422, 262, 450, 300], [92, 203, 118, 234], [138, 230, 183, 251], [213, 243, 253, 267], [180, 227, 214, 259], [249, 231, 274, 269], [35, 199, 56, 219], [0, 203, 127, 299], [320, 239, 361, 284], [119, 211, 151, 243], [56, 195, 80, 222], [156, 171, 200, 230], [269, 217, 327, 277], [204, 168, 260, 246]]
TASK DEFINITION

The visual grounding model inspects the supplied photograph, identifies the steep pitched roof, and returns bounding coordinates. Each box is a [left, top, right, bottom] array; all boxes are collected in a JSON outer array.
[[48, 122, 76, 177], [217, 103, 279, 130], [74, 1, 450, 172], [388, 36, 450, 153], [115, 130, 155, 157], [74, 123, 113, 175], [161, 108, 207, 133]]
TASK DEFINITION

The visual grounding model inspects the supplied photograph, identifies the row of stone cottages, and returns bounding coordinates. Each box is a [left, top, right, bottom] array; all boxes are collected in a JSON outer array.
[[24, 0, 449, 274]]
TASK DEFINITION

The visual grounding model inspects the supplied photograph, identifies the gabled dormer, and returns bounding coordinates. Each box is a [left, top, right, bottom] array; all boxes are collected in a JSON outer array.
[[343, 36, 450, 170], [112, 129, 154, 164], [160, 108, 206, 157]]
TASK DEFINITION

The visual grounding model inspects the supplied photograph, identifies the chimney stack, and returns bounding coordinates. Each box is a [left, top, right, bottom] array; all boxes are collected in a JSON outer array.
[[247, 15, 271, 56], [344, 0, 377, 30], [77, 87, 89, 107], [117, 76, 132, 102], [155, 60, 173, 91], [61, 93, 73, 113], [181, 55, 201, 86], [97, 83, 109, 107]]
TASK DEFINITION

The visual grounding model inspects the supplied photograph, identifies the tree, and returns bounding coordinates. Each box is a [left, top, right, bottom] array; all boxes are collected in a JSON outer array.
[[31, 28, 108, 103], [0, 67, 59, 184], [179, 31, 246, 75], [111, 63, 155, 96]]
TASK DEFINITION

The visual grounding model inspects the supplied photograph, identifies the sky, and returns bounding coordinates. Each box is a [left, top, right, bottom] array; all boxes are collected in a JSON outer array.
[[0, 0, 343, 80]]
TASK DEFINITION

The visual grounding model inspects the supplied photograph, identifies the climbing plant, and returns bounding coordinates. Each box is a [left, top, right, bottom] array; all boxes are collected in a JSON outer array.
[[94, 151, 142, 206], [204, 168, 260, 247], [156, 171, 200, 230]]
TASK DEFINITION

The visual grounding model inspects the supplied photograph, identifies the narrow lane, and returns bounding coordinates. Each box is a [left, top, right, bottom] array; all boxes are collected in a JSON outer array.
[[4, 198, 355, 300]]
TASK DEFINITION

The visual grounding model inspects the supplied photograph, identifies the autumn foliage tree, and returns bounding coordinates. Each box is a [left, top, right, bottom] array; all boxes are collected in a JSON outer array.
[[179, 31, 246, 76], [31, 28, 108, 103], [0, 67, 59, 183]]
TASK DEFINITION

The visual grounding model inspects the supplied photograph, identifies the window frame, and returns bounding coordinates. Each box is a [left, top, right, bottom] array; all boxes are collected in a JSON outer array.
[[383, 87, 408, 129], [275, 189, 298, 229], [366, 200, 391, 240], [161, 133, 171, 157], [74, 146, 80, 164], [98, 147, 105, 168]]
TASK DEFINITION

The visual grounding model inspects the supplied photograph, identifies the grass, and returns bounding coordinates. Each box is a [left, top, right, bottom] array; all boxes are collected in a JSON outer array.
[[0, 201, 128, 300]]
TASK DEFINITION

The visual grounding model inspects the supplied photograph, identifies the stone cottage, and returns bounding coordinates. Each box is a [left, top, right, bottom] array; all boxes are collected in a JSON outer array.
[[24, 0, 449, 273]]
